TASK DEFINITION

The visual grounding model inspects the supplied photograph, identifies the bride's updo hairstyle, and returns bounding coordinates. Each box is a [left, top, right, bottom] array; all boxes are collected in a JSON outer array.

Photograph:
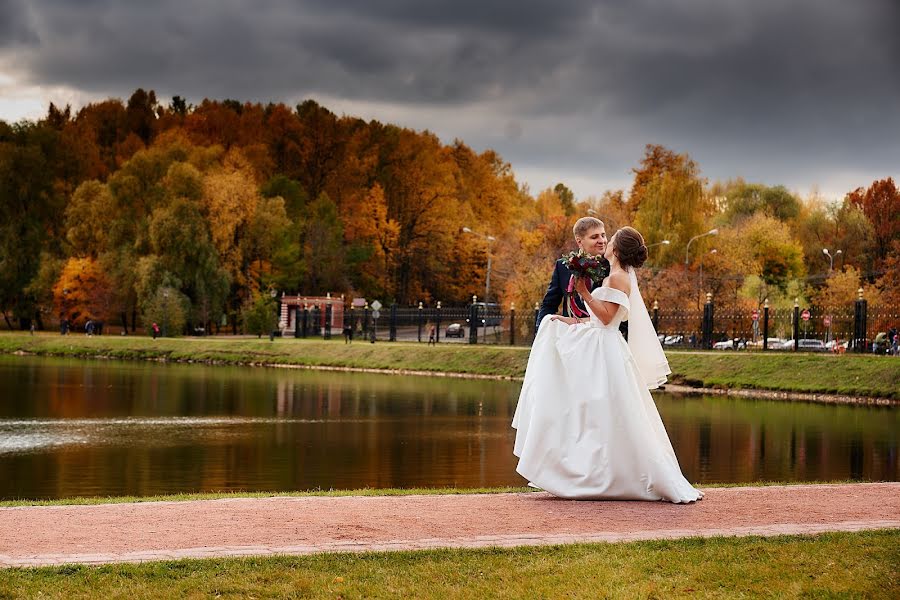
[[613, 226, 648, 268]]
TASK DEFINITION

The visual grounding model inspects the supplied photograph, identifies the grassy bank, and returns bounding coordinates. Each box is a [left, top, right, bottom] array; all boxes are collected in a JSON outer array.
[[2, 530, 896, 598], [1, 333, 898, 399]]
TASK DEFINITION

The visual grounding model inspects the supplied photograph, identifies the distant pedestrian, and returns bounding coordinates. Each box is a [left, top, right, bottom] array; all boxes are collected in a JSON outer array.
[[151, 322, 160, 339], [85, 320, 94, 336], [343, 321, 353, 344], [428, 324, 436, 345], [60, 318, 69, 335], [29, 320, 35, 336]]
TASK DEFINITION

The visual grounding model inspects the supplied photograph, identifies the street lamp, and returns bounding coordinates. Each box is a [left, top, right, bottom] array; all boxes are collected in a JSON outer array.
[[462, 227, 496, 302], [162, 289, 169, 337], [647, 239, 670, 249], [685, 228, 719, 265], [698, 249, 717, 309], [823, 248, 842, 272]]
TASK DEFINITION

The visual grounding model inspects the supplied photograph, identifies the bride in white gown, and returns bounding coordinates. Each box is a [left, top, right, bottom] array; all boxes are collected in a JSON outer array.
[[512, 226, 703, 503]]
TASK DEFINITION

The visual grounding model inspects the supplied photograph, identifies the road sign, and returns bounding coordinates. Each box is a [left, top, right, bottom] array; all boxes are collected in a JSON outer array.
[[372, 310, 380, 320], [751, 309, 759, 321], [370, 300, 382, 311], [801, 309, 811, 322], [823, 315, 832, 327]]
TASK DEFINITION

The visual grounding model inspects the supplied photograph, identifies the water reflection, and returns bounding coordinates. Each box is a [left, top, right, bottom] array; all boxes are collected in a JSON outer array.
[[0, 355, 896, 500]]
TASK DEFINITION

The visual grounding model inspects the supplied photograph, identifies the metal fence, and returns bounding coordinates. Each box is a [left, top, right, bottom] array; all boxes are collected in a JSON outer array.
[[284, 298, 898, 354]]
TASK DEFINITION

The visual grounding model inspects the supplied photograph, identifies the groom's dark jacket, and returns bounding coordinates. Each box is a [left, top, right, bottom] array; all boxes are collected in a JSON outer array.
[[536, 258, 628, 339]]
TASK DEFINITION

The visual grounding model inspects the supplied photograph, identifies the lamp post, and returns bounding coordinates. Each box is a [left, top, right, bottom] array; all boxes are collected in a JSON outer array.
[[823, 248, 842, 272], [462, 227, 496, 302], [162, 289, 169, 338], [698, 249, 717, 309], [269, 289, 278, 341], [647, 240, 670, 249], [685, 228, 719, 265]]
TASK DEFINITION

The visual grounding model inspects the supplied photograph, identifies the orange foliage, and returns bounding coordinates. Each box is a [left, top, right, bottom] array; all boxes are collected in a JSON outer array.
[[848, 177, 900, 263], [52, 257, 117, 324]]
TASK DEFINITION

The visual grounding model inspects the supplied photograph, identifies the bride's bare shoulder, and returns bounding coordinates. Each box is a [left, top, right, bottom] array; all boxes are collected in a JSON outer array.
[[607, 271, 631, 296]]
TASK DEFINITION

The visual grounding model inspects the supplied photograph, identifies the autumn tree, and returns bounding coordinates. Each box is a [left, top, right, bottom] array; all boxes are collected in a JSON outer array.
[[630, 145, 713, 267], [381, 129, 457, 303], [52, 257, 117, 325], [713, 213, 806, 305], [848, 177, 900, 265]]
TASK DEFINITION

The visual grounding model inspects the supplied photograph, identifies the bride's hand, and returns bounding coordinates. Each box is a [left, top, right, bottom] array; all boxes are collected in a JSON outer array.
[[573, 276, 590, 298], [550, 315, 579, 325]]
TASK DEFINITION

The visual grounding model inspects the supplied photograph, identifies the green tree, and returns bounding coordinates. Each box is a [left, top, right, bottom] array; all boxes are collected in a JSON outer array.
[[553, 183, 576, 216], [304, 192, 345, 294], [142, 285, 189, 336], [241, 292, 278, 337]]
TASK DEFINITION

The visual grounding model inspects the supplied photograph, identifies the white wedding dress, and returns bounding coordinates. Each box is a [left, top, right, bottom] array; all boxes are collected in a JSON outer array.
[[512, 269, 703, 503]]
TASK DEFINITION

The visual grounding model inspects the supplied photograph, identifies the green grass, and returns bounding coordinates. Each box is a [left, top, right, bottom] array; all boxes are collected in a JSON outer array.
[[1, 530, 896, 599], [1, 332, 898, 399], [666, 351, 900, 400], [0, 480, 872, 507]]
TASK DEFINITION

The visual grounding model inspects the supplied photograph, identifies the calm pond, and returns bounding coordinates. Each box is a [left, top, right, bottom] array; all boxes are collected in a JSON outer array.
[[0, 355, 897, 500]]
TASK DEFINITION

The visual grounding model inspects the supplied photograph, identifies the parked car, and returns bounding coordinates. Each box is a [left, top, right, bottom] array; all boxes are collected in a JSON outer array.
[[797, 339, 827, 352], [776, 339, 828, 352], [713, 338, 746, 350], [745, 336, 787, 349], [445, 323, 465, 338], [663, 335, 684, 346]]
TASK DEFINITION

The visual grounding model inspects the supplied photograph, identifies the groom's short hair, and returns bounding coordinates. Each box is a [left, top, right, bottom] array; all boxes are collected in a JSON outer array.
[[573, 216, 604, 239]]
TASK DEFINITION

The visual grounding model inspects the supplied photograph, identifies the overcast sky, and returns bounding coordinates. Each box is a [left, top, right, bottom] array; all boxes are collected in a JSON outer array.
[[2, 0, 898, 201]]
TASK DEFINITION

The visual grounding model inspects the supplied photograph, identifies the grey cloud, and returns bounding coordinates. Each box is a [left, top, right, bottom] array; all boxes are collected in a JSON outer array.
[[3, 0, 898, 196], [0, 0, 40, 46]]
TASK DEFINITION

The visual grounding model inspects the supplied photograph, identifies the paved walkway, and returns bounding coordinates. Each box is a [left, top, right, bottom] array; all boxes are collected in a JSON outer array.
[[2, 483, 898, 568]]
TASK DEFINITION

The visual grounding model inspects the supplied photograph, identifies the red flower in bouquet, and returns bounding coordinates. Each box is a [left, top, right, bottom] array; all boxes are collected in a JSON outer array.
[[560, 250, 609, 317], [561, 249, 607, 291]]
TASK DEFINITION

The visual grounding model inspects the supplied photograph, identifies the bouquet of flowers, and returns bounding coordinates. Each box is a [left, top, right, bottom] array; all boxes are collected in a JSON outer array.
[[561, 249, 607, 292]]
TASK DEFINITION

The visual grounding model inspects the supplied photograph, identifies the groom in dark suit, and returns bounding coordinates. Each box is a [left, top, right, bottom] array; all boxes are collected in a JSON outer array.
[[536, 217, 609, 330]]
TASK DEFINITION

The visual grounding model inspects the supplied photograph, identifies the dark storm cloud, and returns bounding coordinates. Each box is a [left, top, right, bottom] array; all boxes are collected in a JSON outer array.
[[0, 0, 40, 45], [4, 0, 898, 195]]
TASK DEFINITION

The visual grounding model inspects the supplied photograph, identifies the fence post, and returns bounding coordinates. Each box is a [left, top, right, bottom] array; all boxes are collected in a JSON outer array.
[[435, 301, 442, 343], [762, 298, 769, 351], [702, 292, 714, 349], [294, 306, 301, 338], [853, 287, 867, 353], [417, 302, 423, 342], [793, 298, 800, 352], [324, 303, 332, 340], [301, 304, 309, 338], [363, 303, 369, 337], [510, 303, 516, 346], [389, 303, 397, 342], [469, 295, 478, 344], [652, 299, 659, 331]]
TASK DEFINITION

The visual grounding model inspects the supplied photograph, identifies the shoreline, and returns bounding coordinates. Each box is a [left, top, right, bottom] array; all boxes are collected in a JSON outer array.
[[6, 348, 898, 405]]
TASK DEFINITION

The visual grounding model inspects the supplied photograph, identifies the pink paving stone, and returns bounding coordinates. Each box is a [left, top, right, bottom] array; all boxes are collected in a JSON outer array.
[[1, 483, 898, 567]]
